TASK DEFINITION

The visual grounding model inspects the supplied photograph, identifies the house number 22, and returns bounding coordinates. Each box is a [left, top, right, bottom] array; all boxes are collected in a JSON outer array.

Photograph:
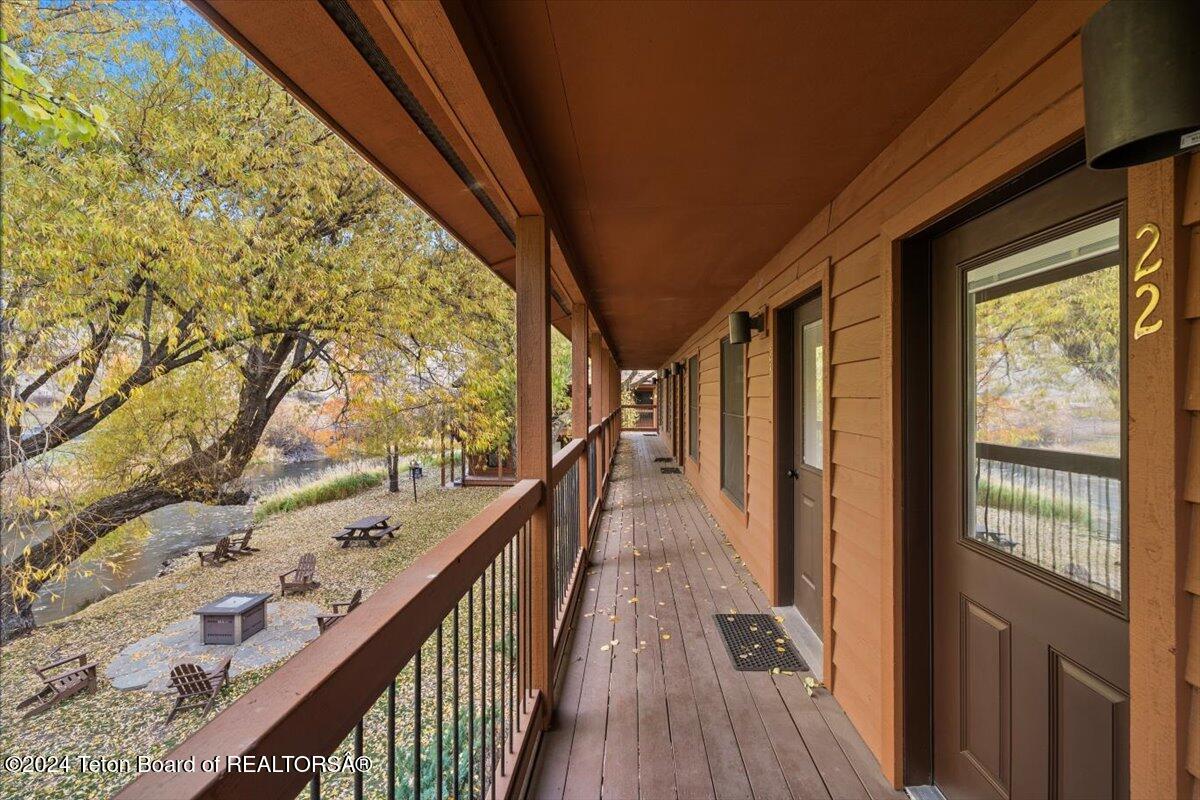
[[1132, 222, 1163, 340]]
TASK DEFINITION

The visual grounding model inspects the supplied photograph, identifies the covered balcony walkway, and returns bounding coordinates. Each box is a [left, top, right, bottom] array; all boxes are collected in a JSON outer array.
[[533, 433, 900, 800]]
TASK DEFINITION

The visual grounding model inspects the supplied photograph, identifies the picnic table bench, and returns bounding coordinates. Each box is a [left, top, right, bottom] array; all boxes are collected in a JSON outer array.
[[332, 515, 399, 548]]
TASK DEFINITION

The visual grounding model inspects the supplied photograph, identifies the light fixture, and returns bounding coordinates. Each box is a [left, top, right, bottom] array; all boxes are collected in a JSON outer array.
[[674, 361, 684, 374], [1081, 0, 1200, 169], [729, 310, 764, 345]]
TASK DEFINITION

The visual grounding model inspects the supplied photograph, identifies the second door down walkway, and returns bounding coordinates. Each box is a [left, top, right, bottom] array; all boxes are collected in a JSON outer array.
[[531, 433, 901, 800]]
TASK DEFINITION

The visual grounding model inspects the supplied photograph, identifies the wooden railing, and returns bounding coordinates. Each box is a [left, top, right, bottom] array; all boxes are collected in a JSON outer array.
[[620, 403, 655, 431], [117, 409, 623, 800], [973, 441, 1122, 600]]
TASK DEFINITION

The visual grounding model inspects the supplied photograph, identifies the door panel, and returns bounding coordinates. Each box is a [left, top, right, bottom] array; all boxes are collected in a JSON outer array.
[[1050, 652, 1128, 800], [959, 598, 1010, 796], [931, 163, 1129, 800]]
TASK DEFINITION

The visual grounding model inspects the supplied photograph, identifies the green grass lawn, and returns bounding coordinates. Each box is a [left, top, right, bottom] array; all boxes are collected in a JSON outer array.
[[254, 468, 385, 521]]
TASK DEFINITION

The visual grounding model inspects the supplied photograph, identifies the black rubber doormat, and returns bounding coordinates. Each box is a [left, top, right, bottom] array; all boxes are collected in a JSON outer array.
[[653, 457, 673, 462], [714, 613, 807, 672], [660, 467, 682, 474]]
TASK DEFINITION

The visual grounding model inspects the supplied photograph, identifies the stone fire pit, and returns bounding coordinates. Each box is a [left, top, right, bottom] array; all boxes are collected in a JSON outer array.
[[105, 601, 321, 692]]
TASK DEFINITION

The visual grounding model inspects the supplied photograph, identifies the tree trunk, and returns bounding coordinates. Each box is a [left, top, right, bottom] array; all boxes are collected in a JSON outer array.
[[387, 444, 400, 493], [0, 335, 314, 640]]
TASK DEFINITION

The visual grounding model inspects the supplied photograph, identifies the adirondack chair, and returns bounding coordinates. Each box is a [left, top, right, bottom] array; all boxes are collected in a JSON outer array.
[[316, 588, 363, 633], [164, 657, 232, 725], [229, 527, 260, 554], [15, 652, 98, 719], [197, 536, 237, 566], [279, 553, 320, 596]]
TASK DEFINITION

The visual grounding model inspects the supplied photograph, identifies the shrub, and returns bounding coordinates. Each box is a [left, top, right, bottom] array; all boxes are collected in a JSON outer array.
[[253, 467, 385, 521]]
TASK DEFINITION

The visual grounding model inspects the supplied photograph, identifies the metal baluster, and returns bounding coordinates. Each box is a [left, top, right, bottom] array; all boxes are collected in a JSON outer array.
[[1050, 466, 1058, 572], [522, 522, 530, 715], [436, 620, 443, 800], [1006, 461, 1015, 538], [478, 571, 486, 797], [500, 541, 508, 770], [1086, 474, 1095, 592], [1034, 467, 1042, 566], [490, 558, 497, 795], [983, 457, 993, 537], [354, 717, 364, 800], [557, 480, 564, 607], [1020, 462, 1029, 559], [388, 680, 396, 800], [414, 648, 422, 800], [310, 773, 320, 800], [973, 457, 981, 539], [1105, 477, 1114, 596], [469, 584, 475, 800], [1067, 470, 1075, 580], [453, 602, 460, 800], [511, 537, 520, 753]]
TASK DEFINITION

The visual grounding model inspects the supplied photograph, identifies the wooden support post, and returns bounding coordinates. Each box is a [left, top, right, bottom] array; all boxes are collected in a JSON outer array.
[[572, 303, 590, 548], [1125, 159, 1191, 800], [589, 332, 603, 492], [515, 216, 553, 720], [612, 356, 620, 457], [440, 425, 446, 487], [603, 350, 613, 472]]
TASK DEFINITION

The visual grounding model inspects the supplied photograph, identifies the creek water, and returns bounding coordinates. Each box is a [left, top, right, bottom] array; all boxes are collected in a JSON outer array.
[[9, 458, 359, 624]]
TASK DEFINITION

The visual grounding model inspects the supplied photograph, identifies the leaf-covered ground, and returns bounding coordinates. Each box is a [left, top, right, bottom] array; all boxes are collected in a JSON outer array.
[[0, 481, 503, 800]]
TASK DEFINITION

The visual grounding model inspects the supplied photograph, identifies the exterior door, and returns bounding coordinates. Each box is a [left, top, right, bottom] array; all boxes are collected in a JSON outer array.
[[930, 164, 1129, 800], [784, 295, 823, 636]]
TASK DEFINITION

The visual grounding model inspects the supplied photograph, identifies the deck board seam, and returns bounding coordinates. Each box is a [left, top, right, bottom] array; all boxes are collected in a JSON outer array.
[[649, 442, 805, 800], [663, 440, 889, 800], [632, 440, 713, 799], [659, 447, 844, 800], [641, 442, 768, 799]]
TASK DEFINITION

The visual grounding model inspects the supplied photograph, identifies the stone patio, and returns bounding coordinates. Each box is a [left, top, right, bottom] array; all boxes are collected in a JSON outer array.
[[105, 601, 321, 692]]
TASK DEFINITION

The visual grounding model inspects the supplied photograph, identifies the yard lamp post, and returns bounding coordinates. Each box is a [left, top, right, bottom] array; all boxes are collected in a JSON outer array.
[[408, 460, 423, 501]]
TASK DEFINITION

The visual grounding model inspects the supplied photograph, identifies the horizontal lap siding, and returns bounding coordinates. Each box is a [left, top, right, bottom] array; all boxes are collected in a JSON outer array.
[[1183, 154, 1199, 797], [661, 1, 1100, 780]]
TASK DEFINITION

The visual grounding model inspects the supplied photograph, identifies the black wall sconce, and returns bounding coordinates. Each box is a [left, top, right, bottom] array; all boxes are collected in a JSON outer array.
[[673, 361, 684, 374], [729, 310, 765, 345], [1081, 0, 1200, 169]]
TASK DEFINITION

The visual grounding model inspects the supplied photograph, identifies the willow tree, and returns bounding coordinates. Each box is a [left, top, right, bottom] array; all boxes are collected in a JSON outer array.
[[0, 2, 501, 633]]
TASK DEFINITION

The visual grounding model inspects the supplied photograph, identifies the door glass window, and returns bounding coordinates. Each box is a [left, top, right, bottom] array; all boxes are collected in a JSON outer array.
[[802, 319, 823, 468], [964, 217, 1123, 601]]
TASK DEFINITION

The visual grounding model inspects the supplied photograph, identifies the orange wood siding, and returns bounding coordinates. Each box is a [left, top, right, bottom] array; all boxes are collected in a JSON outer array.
[[1182, 154, 1200, 796], [665, 1, 1105, 783]]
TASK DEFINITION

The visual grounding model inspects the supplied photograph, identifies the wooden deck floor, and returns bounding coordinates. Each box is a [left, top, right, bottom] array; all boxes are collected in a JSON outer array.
[[530, 433, 903, 800]]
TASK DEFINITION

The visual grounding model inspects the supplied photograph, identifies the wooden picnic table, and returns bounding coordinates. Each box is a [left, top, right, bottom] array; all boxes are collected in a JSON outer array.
[[333, 515, 398, 548], [343, 515, 390, 532]]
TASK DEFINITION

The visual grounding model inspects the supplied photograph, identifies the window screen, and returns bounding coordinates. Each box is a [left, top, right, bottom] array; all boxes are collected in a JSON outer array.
[[688, 355, 700, 459], [720, 337, 745, 507]]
